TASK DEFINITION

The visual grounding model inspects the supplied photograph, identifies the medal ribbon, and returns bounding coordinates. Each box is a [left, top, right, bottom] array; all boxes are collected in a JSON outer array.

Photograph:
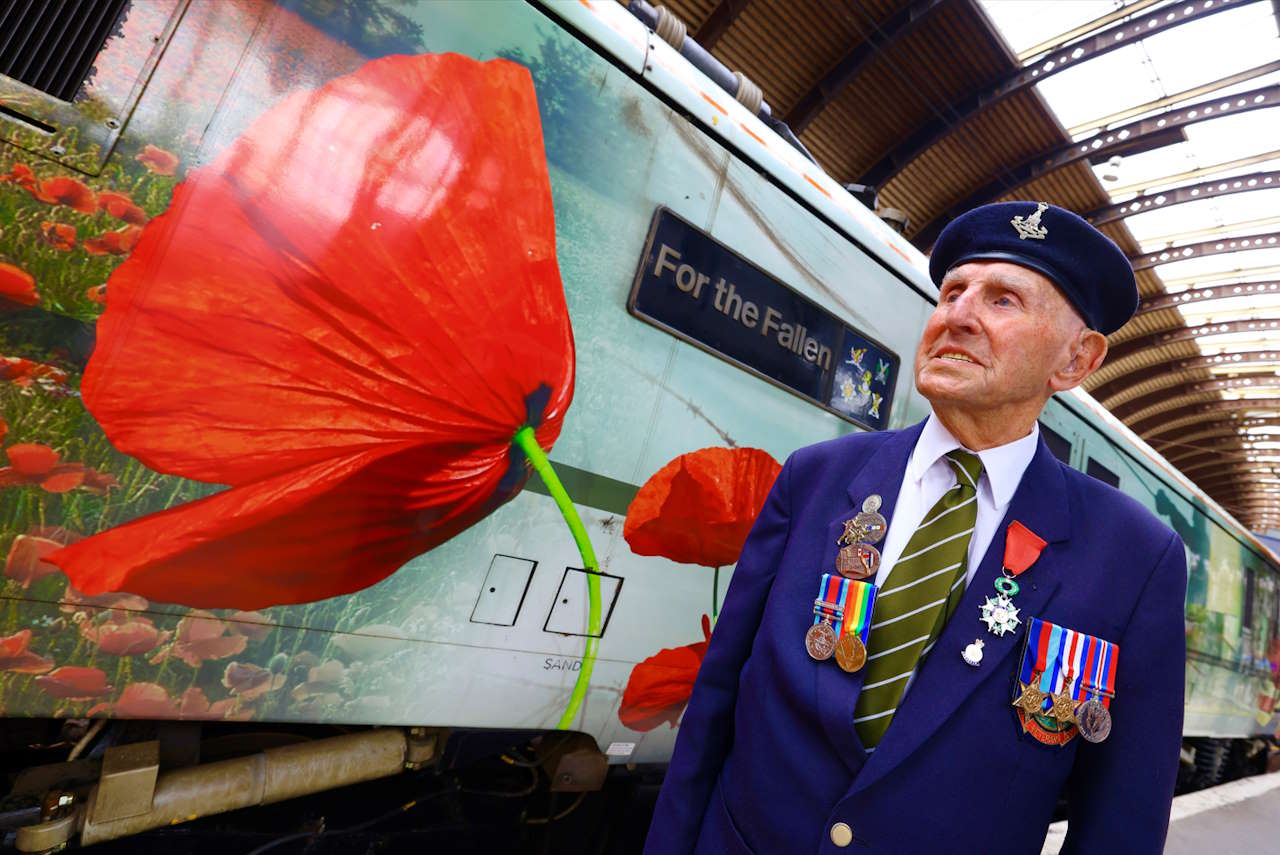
[[813, 573, 850, 626], [840, 579, 877, 644], [1021, 618, 1119, 712]]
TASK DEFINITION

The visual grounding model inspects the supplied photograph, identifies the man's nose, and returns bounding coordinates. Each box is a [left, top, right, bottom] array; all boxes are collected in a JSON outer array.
[[943, 289, 981, 332]]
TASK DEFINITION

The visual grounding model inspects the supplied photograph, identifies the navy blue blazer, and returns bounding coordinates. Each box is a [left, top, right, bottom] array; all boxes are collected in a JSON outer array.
[[645, 421, 1187, 854]]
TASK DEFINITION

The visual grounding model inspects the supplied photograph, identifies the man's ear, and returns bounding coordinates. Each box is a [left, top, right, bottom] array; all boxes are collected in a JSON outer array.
[[1050, 329, 1108, 392]]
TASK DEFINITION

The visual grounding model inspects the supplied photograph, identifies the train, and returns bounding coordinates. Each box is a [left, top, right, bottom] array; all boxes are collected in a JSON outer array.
[[0, 0, 1276, 849]]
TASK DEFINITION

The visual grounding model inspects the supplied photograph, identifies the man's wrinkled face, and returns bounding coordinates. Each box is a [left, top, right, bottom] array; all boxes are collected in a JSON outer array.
[[914, 260, 1084, 415]]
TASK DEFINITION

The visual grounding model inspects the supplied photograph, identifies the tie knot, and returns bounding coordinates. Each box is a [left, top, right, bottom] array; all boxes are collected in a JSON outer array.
[[945, 449, 983, 493]]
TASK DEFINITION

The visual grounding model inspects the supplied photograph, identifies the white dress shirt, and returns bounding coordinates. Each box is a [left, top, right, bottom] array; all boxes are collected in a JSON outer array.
[[868, 412, 1039, 698]]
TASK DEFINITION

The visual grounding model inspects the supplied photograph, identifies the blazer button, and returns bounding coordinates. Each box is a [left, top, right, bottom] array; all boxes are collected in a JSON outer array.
[[830, 822, 853, 847]]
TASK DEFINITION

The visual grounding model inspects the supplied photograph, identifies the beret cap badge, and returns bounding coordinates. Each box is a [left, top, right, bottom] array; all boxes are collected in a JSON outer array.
[[1010, 202, 1049, 241]]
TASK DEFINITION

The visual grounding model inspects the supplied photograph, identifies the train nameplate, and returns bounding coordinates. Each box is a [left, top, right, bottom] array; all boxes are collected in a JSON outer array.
[[628, 207, 898, 430]]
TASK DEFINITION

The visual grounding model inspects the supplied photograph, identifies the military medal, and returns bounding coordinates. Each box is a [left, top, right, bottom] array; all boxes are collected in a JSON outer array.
[[1013, 618, 1119, 746], [837, 496, 886, 580], [961, 638, 984, 667], [809, 573, 877, 672], [979, 520, 1046, 638], [835, 577, 876, 673]]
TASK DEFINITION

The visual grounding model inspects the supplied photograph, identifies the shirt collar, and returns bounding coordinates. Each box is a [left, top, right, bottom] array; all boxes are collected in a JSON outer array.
[[908, 412, 1040, 509]]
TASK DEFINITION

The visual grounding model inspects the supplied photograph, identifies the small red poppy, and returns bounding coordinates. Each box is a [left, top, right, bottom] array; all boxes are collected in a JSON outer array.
[[80, 613, 168, 656], [0, 443, 116, 494], [624, 448, 782, 567], [96, 682, 178, 717], [0, 415, 6, 444], [97, 191, 149, 225], [86, 284, 108, 305], [0, 262, 40, 307], [52, 53, 573, 609], [149, 609, 247, 667], [178, 687, 245, 720], [619, 615, 712, 732], [40, 222, 76, 251], [0, 629, 55, 674], [27, 176, 97, 213], [4, 535, 65, 589], [35, 666, 111, 699], [222, 661, 283, 700], [136, 144, 179, 176], [83, 225, 142, 256], [4, 163, 36, 186]]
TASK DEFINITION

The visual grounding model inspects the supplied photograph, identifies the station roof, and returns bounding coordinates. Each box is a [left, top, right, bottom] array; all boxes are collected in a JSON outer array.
[[651, 0, 1280, 532]]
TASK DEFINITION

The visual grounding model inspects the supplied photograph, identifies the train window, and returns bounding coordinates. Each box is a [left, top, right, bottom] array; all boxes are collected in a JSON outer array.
[[0, 0, 130, 102], [1085, 458, 1121, 489], [1040, 424, 1072, 464], [1243, 568, 1256, 630]]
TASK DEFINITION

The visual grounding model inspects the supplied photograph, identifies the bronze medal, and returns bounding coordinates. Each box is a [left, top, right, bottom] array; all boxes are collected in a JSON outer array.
[[834, 633, 866, 673], [837, 542, 880, 579], [852, 511, 887, 544], [1077, 698, 1112, 743], [805, 622, 837, 661]]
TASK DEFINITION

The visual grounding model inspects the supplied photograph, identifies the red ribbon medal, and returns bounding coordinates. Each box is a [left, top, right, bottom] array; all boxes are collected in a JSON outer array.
[[1004, 520, 1047, 576], [975, 521, 1047, 643]]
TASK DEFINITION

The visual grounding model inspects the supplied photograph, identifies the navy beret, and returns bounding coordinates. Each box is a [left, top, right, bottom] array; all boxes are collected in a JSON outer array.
[[928, 201, 1138, 335]]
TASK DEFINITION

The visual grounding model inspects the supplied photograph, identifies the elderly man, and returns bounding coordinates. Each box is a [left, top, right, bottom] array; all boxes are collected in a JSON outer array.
[[644, 202, 1187, 854]]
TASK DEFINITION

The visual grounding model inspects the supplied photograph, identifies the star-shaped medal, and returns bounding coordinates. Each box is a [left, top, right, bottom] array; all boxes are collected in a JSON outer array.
[[980, 593, 1021, 637], [1012, 679, 1049, 730], [1048, 684, 1077, 726], [840, 518, 864, 545]]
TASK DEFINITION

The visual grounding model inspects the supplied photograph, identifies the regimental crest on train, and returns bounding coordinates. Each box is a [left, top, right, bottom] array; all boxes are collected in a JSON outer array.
[[1010, 202, 1049, 241]]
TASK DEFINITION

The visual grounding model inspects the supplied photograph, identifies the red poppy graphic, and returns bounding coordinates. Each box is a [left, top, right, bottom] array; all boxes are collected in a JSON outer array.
[[0, 630, 54, 674], [40, 222, 76, 251], [222, 661, 284, 700], [96, 191, 149, 225], [0, 443, 119, 494], [4, 535, 65, 589], [60, 584, 146, 614], [2, 163, 36, 187], [50, 53, 573, 609], [82, 225, 142, 256], [86, 285, 108, 305], [625, 448, 782, 568], [1, 356, 68, 388], [89, 682, 178, 718], [23, 176, 97, 213], [619, 615, 711, 732], [136, 144, 179, 176], [227, 610, 273, 641], [149, 610, 247, 667], [35, 666, 111, 699], [0, 415, 6, 443], [80, 613, 169, 656], [0, 262, 39, 307], [178, 687, 247, 721]]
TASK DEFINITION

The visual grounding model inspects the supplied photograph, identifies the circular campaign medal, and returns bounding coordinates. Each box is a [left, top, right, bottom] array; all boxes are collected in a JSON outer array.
[[1077, 695, 1112, 743], [835, 633, 867, 673], [806, 622, 838, 661]]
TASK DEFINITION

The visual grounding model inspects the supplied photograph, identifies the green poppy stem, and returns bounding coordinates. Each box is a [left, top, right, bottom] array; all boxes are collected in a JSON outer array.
[[712, 566, 720, 623], [511, 426, 600, 731]]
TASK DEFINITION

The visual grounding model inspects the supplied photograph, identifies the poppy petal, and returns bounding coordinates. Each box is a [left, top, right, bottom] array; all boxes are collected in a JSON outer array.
[[624, 448, 782, 567], [50, 438, 522, 608], [618, 637, 709, 732], [82, 53, 571, 488], [6, 443, 60, 477]]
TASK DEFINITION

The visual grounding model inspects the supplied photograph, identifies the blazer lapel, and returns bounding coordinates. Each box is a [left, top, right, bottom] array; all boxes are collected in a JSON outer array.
[[849, 438, 1071, 795], [816, 422, 924, 769]]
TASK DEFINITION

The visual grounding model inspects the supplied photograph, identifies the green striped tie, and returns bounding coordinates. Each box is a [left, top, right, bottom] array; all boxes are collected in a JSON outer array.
[[853, 449, 983, 751]]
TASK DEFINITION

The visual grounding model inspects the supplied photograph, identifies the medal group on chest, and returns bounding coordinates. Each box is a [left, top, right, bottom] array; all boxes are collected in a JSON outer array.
[[805, 493, 1118, 747]]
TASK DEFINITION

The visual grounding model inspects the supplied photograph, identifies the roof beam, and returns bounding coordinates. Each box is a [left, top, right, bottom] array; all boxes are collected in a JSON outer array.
[[692, 0, 751, 50], [1069, 58, 1280, 136], [1131, 231, 1280, 272], [1114, 376, 1280, 421], [856, 0, 1257, 189], [1089, 171, 1280, 227], [1135, 399, 1280, 437], [1093, 349, 1280, 405], [1106, 148, 1280, 197], [912, 82, 1280, 246], [1137, 280, 1280, 316], [783, 0, 947, 133], [1106, 312, 1280, 364]]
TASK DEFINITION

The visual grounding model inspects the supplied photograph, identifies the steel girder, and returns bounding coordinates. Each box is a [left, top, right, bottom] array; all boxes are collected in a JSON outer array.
[[1088, 171, 1280, 227]]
